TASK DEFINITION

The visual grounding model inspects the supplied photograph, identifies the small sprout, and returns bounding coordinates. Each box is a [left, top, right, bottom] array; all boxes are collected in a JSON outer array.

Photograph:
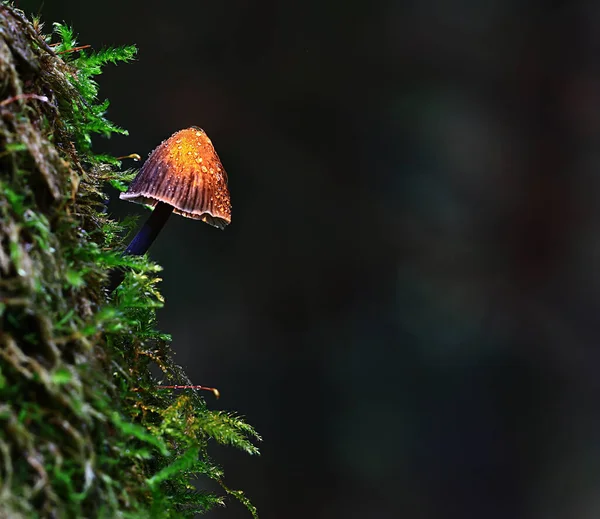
[[115, 153, 141, 161], [156, 385, 220, 399]]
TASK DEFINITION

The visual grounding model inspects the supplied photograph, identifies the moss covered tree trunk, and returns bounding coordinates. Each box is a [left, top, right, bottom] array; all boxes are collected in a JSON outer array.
[[0, 5, 258, 517]]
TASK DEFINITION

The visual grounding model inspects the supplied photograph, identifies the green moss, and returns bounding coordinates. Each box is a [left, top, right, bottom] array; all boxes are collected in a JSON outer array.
[[0, 3, 259, 517]]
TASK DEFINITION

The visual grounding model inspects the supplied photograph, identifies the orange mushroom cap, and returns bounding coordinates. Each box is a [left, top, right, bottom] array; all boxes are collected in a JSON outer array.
[[120, 127, 231, 229]]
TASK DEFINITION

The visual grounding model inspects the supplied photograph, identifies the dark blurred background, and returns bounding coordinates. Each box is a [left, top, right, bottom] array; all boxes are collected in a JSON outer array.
[[19, 0, 600, 517]]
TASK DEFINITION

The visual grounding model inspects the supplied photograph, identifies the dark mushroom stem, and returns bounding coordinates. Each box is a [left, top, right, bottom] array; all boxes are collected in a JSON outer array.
[[124, 201, 174, 256], [107, 201, 174, 293]]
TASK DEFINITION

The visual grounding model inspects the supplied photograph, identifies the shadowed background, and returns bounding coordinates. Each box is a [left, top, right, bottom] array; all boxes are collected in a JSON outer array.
[[19, 1, 600, 517]]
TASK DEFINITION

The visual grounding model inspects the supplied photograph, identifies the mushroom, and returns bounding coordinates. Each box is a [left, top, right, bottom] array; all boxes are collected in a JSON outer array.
[[108, 126, 231, 291]]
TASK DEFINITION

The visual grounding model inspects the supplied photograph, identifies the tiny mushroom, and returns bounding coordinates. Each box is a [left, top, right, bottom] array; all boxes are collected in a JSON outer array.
[[108, 126, 231, 291]]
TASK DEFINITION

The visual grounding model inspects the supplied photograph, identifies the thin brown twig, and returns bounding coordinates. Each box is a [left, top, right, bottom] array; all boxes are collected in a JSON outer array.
[[57, 44, 91, 55], [0, 93, 49, 108]]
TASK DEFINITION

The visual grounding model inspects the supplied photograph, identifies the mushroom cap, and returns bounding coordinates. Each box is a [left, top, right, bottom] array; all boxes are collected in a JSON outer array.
[[120, 126, 231, 229]]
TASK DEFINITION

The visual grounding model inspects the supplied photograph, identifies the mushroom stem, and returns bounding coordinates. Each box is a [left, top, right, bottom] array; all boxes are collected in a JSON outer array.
[[107, 201, 174, 293], [125, 201, 174, 256]]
